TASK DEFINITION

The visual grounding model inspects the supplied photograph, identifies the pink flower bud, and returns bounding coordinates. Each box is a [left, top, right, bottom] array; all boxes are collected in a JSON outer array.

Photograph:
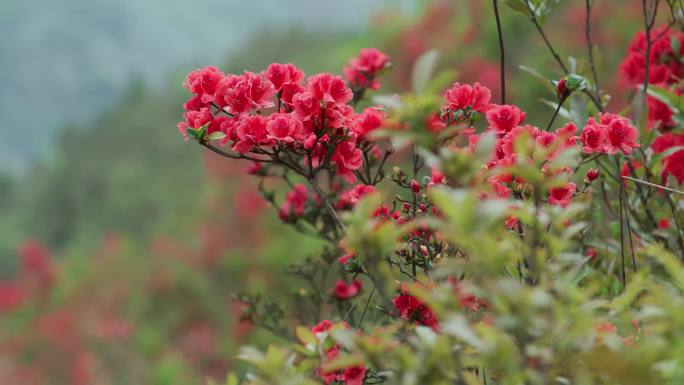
[[586, 168, 599, 182], [557, 78, 568, 98], [410, 180, 421, 193]]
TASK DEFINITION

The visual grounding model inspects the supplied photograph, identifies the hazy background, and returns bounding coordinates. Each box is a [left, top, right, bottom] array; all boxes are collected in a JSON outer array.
[[0, 1, 648, 384], [0, 0, 412, 171]]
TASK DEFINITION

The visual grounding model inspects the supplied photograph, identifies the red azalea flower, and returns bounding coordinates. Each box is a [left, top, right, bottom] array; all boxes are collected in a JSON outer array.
[[663, 149, 684, 183], [307, 73, 353, 106], [351, 107, 386, 140], [0, 282, 24, 312], [177, 107, 213, 138], [311, 320, 335, 337], [263, 63, 304, 91], [505, 216, 519, 229], [426, 113, 447, 133], [586, 247, 598, 262], [647, 96, 675, 129], [429, 167, 446, 187], [266, 113, 304, 143], [232, 115, 274, 153], [337, 185, 376, 209], [214, 72, 275, 115], [600, 113, 639, 155], [344, 47, 390, 90], [183, 66, 224, 104], [19, 239, 55, 286], [596, 322, 617, 334], [548, 182, 576, 207], [555, 122, 578, 147], [586, 168, 600, 182], [443, 82, 492, 113], [580, 118, 608, 154], [652, 133, 684, 153], [278, 184, 308, 222], [333, 279, 362, 300], [343, 365, 367, 385], [331, 140, 363, 183], [486, 104, 526, 133], [338, 253, 355, 265], [658, 218, 671, 229], [392, 293, 439, 330], [280, 82, 306, 107], [318, 346, 343, 384]]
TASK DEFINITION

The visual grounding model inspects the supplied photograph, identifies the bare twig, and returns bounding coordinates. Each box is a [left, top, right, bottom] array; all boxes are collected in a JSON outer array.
[[585, 0, 601, 95], [524, 0, 604, 112], [622, 176, 684, 195], [493, 0, 506, 104], [642, 0, 661, 102], [309, 178, 347, 233]]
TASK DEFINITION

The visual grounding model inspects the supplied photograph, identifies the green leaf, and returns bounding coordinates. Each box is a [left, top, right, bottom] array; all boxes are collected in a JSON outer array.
[[372, 94, 403, 110], [196, 122, 209, 140], [504, 0, 530, 16], [539, 99, 571, 121], [644, 84, 682, 114], [412, 49, 439, 94], [207, 131, 226, 141], [569, 93, 588, 127], [564, 73, 588, 93], [295, 326, 317, 346], [185, 127, 199, 140], [672, 36, 681, 58], [519, 65, 557, 94]]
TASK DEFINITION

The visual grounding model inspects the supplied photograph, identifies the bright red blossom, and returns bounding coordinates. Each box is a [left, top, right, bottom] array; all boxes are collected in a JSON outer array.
[[486, 104, 526, 133], [344, 48, 390, 90], [183, 66, 224, 105], [278, 184, 308, 222], [601, 113, 640, 155], [663, 149, 684, 183], [333, 279, 362, 300], [337, 185, 376, 209], [393, 292, 439, 330], [580, 118, 607, 154], [332, 141, 363, 183], [263, 63, 304, 91], [586, 168, 600, 182], [214, 72, 275, 115], [307, 73, 353, 105], [549, 182, 576, 207], [443, 82, 492, 113], [351, 107, 386, 140], [232, 115, 273, 153], [266, 113, 304, 143]]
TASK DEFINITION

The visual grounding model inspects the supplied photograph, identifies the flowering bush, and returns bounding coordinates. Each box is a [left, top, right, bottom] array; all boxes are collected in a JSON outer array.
[[176, 2, 684, 384]]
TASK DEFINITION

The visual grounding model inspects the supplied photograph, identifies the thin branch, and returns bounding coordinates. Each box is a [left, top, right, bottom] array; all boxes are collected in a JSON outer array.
[[623, 201, 637, 272], [546, 100, 563, 130], [524, 0, 604, 112], [309, 178, 347, 233], [525, 0, 568, 73], [642, 0, 660, 104], [622, 176, 684, 195], [585, 0, 601, 95], [493, 0, 506, 104], [616, 159, 626, 287], [356, 287, 375, 330]]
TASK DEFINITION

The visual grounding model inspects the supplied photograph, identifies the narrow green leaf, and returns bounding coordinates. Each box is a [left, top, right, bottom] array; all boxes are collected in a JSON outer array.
[[412, 49, 439, 94]]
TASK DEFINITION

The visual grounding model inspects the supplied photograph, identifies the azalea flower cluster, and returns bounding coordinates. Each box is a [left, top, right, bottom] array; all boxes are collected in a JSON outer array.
[[620, 25, 684, 183], [308, 320, 366, 385], [437, 82, 639, 208], [178, 48, 390, 184], [0, 239, 55, 311]]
